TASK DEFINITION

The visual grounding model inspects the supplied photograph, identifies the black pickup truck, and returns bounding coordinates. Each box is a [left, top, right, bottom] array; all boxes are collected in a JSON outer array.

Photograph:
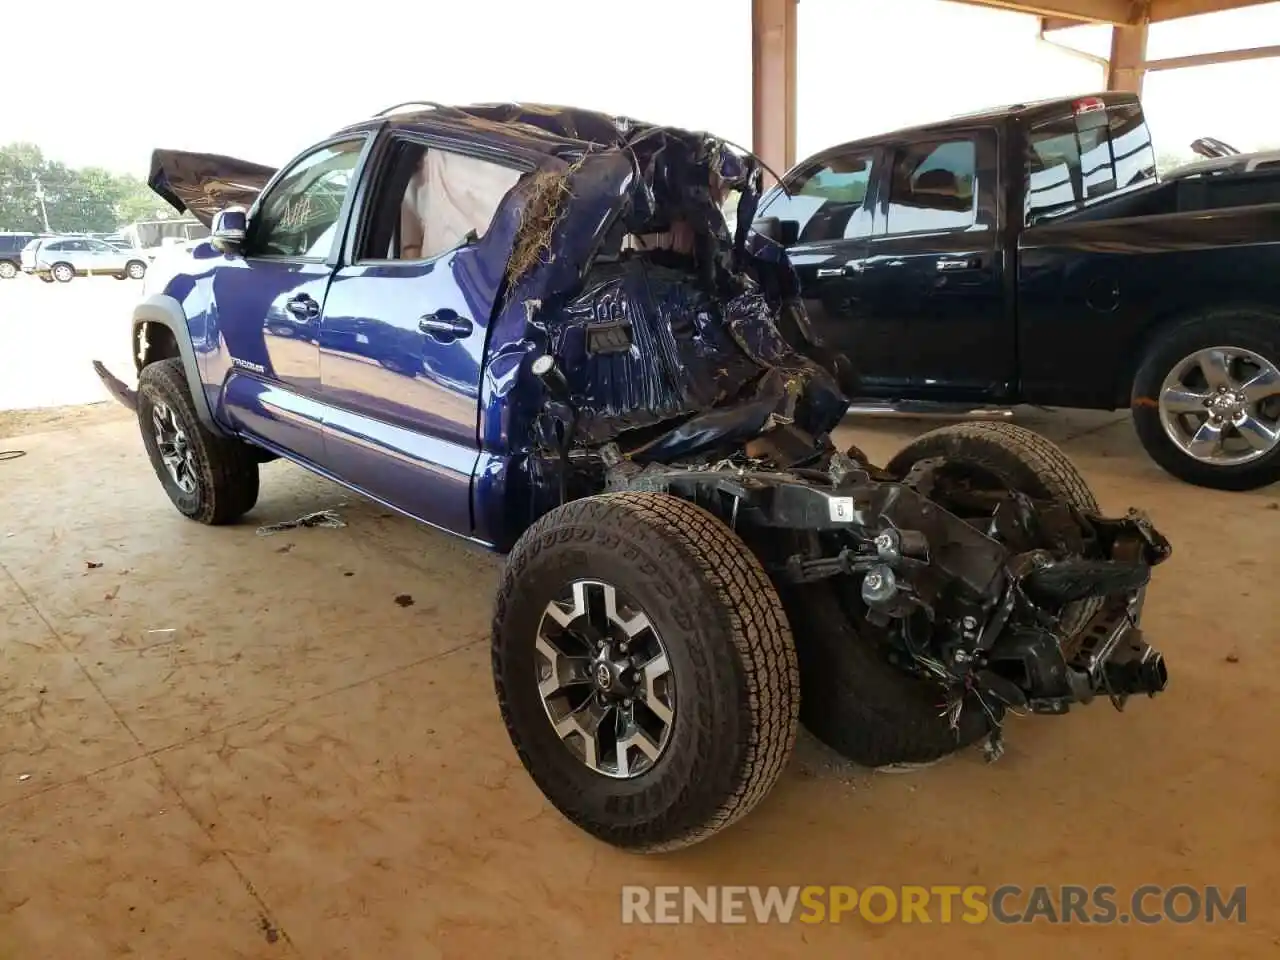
[[752, 92, 1280, 491]]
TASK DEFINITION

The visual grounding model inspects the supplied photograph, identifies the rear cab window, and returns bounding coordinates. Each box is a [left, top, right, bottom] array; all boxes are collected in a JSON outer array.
[[1024, 98, 1157, 226]]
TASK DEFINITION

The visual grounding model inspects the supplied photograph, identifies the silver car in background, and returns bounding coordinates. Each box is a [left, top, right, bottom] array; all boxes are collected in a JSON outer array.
[[20, 236, 149, 283]]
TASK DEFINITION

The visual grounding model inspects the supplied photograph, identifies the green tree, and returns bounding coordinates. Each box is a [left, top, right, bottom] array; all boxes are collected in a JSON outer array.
[[0, 142, 170, 233], [0, 142, 48, 231]]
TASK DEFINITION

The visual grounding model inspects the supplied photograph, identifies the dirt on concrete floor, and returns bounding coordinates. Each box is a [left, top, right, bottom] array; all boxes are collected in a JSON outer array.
[[0, 407, 1277, 959], [0, 401, 132, 440]]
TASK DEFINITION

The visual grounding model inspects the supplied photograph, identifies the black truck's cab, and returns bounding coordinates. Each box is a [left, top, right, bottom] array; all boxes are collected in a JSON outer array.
[[756, 93, 1280, 491]]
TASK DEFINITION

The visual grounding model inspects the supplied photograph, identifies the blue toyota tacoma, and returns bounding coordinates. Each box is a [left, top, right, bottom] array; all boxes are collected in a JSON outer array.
[[95, 102, 1172, 852]]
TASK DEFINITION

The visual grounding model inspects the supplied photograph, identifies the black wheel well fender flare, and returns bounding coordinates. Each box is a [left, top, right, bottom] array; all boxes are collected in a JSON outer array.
[[132, 295, 230, 437]]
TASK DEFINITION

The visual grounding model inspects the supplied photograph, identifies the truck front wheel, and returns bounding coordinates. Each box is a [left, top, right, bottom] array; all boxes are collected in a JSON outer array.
[[137, 358, 260, 524], [491, 492, 800, 852], [1132, 309, 1280, 491]]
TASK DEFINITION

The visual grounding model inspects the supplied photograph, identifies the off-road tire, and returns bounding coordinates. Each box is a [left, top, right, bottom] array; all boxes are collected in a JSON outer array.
[[782, 582, 992, 767], [887, 421, 1102, 641], [1131, 309, 1280, 491], [786, 422, 1101, 767], [492, 492, 799, 852], [136, 358, 259, 524]]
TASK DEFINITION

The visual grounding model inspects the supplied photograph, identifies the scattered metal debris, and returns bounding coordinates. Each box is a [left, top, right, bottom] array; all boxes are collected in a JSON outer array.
[[873, 759, 945, 774], [86, 560, 103, 569], [255, 510, 346, 537], [0, 450, 26, 462], [1226, 652, 1240, 664], [394, 594, 415, 608], [17, 773, 31, 782]]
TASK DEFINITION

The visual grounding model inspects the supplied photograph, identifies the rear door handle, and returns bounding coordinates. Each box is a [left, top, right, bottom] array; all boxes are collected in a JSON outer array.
[[285, 294, 319, 318], [936, 257, 981, 273], [419, 310, 473, 341]]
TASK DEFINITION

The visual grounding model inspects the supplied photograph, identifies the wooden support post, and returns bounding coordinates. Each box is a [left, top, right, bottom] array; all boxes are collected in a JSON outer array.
[[752, 0, 798, 182]]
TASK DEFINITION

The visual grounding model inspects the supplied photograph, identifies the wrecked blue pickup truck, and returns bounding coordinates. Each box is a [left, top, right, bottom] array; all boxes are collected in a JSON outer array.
[[94, 102, 1171, 852]]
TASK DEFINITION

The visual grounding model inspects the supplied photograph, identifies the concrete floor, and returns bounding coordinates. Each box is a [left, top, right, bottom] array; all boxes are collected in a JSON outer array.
[[1, 403, 1277, 959]]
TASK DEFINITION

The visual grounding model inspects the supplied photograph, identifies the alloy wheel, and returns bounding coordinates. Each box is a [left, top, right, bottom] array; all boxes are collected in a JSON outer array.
[[535, 579, 676, 779], [1158, 346, 1280, 465], [152, 401, 197, 493]]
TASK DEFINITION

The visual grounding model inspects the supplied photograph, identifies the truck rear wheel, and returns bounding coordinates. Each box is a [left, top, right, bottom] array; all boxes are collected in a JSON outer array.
[[787, 422, 1101, 767], [491, 492, 799, 852], [1131, 309, 1280, 491]]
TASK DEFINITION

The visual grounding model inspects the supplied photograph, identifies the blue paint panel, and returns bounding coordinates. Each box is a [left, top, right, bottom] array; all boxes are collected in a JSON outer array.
[[218, 373, 327, 462], [317, 245, 502, 535], [322, 404, 478, 533]]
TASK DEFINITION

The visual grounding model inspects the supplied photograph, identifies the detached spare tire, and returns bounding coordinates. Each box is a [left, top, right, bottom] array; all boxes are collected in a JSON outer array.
[[787, 421, 1102, 767]]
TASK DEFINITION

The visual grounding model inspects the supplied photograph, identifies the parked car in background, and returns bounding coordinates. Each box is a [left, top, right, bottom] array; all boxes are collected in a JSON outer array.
[[20, 236, 149, 282], [751, 92, 1280, 491], [0, 232, 42, 279]]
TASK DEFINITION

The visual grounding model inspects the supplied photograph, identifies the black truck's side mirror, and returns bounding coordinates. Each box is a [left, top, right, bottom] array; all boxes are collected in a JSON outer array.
[[751, 216, 800, 247]]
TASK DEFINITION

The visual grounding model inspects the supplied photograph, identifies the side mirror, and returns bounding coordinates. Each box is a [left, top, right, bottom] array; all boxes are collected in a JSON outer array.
[[211, 207, 248, 254], [750, 216, 800, 247]]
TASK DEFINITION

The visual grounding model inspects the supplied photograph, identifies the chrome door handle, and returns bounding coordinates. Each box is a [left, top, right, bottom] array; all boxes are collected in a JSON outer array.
[[937, 257, 980, 272], [816, 261, 865, 279], [419, 311, 473, 340], [285, 295, 319, 318]]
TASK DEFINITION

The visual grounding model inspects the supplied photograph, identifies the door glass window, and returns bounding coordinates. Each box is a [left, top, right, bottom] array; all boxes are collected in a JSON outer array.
[[761, 150, 875, 243], [253, 139, 364, 259], [355, 139, 523, 262], [885, 139, 977, 235]]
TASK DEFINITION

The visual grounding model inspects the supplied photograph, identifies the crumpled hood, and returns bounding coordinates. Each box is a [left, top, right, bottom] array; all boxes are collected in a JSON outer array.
[[147, 148, 276, 227]]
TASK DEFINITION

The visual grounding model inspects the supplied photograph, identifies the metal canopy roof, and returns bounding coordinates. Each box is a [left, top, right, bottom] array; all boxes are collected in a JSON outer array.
[[750, 0, 1280, 180]]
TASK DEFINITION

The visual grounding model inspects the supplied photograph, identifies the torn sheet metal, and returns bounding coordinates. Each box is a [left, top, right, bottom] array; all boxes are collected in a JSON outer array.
[[148, 149, 276, 227]]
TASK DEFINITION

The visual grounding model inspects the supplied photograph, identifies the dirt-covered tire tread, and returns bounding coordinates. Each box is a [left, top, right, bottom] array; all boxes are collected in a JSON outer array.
[[885, 420, 1099, 513], [137, 357, 259, 524], [491, 491, 799, 852]]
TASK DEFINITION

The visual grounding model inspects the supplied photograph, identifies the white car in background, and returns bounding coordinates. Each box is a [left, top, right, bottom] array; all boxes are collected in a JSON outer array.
[[20, 236, 150, 283]]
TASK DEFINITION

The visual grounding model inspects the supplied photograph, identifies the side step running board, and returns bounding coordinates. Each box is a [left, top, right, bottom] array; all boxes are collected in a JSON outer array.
[[843, 400, 1015, 421]]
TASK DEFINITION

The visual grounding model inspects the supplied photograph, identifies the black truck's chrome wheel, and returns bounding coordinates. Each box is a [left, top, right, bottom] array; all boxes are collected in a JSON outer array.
[[1158, 345, 1280, 466], [1132, 310, 1280, 490], [535, 580, 675, 779]]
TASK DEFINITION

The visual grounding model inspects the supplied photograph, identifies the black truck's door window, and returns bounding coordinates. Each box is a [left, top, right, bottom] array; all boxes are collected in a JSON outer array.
[[884, 140, 978, 235], [759, 150, 875, 242]]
